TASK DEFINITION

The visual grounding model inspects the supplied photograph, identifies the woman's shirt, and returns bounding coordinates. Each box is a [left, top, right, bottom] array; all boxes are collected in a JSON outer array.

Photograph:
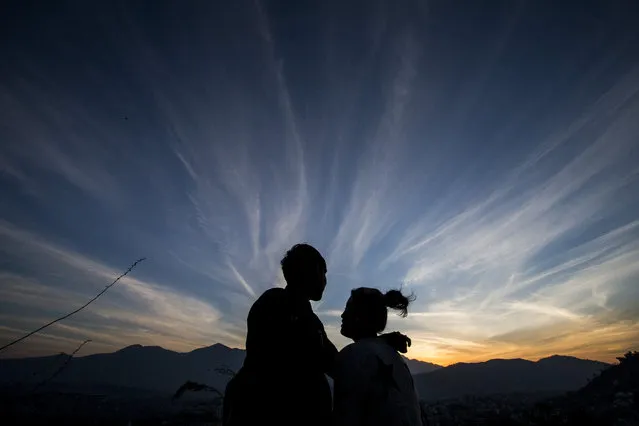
[[333, 337, 423, 426]]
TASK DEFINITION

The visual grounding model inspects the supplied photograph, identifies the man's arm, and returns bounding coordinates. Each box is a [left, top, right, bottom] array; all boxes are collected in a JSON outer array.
[[379, 331, 411, 353], [320, 327, 338, 377]]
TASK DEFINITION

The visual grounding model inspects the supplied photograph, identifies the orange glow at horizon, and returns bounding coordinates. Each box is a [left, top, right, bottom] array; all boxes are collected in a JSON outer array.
[[403, 320, 638, 367]]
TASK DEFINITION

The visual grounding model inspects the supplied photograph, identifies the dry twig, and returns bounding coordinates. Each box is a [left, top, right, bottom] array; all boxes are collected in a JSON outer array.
[[0, 258, 146, 353], [31, 339, 92, 393]]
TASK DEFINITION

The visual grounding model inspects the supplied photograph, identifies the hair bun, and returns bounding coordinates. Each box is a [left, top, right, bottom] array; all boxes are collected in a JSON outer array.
[[383, 289, 415, 317]]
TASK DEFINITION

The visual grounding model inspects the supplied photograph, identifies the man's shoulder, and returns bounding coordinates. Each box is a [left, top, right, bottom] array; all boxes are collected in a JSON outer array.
[[250, 287, 289, 314], [258, 287, 287, 303]]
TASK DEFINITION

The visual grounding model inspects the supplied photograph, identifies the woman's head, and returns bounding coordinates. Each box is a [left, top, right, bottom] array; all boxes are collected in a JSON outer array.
[[340, 287, 415, 340]]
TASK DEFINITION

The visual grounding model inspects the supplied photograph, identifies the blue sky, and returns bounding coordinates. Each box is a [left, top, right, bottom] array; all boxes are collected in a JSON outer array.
[[1, 0, 638, 364]]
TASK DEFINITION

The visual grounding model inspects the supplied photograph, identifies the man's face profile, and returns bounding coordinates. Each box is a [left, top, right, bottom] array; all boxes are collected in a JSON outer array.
[[307, 262, 327, 301]]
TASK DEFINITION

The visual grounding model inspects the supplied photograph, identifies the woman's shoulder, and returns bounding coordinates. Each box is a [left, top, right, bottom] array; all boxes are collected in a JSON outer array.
[[345, 338, 409, 366], [338, 339, 385, 365], [335, 341, 377, 381], [340, 339, 375, 353]]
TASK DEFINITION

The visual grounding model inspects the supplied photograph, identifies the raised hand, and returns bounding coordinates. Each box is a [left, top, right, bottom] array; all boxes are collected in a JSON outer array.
[[380, 331, 412, 353]]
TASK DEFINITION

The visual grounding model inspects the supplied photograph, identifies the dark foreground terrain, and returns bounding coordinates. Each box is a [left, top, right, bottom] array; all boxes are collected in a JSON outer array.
[[1, 350, 636, 425], [1, 384, 221, 426], [421, 352, 639, 425]]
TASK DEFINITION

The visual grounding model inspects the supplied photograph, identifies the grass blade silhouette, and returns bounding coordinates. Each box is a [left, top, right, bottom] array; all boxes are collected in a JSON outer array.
[[31, 339, 91, 393], [0, 258, 146, 353], [172, 380, 224, 401], [214, 366, 236, 378]]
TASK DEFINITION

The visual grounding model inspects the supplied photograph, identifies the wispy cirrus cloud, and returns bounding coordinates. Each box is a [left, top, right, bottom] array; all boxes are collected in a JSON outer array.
[[328, 30, 420, 271], [0, 220, 242, 357], [311, 64, 639, 364], [0, 79, 122, 205], [0, 0, 637, 365]]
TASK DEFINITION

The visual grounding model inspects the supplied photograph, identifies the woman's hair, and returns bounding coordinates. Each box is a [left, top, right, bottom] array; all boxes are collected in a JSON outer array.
[[350, 287, 415, 334], [383, 289, 412, 318]]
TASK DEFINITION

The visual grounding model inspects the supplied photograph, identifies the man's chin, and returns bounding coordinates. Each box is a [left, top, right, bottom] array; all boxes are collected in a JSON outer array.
[[310, 292, 324, 302]]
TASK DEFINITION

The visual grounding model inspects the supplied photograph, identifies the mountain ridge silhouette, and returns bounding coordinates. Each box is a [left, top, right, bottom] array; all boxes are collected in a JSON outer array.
[[1, 343, 611, 401], [413, 355, 610, 402]]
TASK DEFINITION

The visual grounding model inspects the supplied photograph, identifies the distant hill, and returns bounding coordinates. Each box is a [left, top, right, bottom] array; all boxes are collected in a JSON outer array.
[[529, 351, 639, 425], [0, 343, 440, 395], [403, 356, 442, 375], [414, 355, 610, 402], [0, 343, 245, 395], [1, 345, 609, 401]]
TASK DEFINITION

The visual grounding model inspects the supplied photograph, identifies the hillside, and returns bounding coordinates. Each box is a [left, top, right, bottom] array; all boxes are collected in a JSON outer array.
[[0, 343, 440, 395], [1, 345, 612, 405], [403, 356, 442, 375], [419, 352, 638, 425], [0, 343, 245, 395], [1, 345, 626, 426], [530, 351, 639, 425], [414, 355, 610, 402]]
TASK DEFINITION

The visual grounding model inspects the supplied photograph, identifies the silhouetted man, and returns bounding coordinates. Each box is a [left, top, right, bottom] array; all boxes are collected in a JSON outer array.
[[223, 243, 335, 426]]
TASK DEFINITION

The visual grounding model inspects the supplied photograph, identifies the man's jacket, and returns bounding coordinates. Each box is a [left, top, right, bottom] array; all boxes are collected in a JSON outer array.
[[223, 287, 337, 426]]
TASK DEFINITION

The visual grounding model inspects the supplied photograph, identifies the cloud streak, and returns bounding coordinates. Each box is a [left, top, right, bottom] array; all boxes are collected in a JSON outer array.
[[0, 0, 638, 365], [0, 220, 241, 357]]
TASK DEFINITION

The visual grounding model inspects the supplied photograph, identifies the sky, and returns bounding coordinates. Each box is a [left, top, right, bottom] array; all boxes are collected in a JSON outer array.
[[1, 0, 638, 366]]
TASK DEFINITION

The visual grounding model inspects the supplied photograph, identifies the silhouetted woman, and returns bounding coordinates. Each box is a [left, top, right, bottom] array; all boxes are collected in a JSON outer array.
[[333, 288, 423, 426]]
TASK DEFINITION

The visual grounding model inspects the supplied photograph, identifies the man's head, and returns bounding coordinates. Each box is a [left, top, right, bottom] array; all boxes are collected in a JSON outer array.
[[281, 243, 327, 301]]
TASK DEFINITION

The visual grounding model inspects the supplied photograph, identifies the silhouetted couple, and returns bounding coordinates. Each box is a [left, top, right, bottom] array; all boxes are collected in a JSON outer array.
[[223, 244, 422, 426]]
